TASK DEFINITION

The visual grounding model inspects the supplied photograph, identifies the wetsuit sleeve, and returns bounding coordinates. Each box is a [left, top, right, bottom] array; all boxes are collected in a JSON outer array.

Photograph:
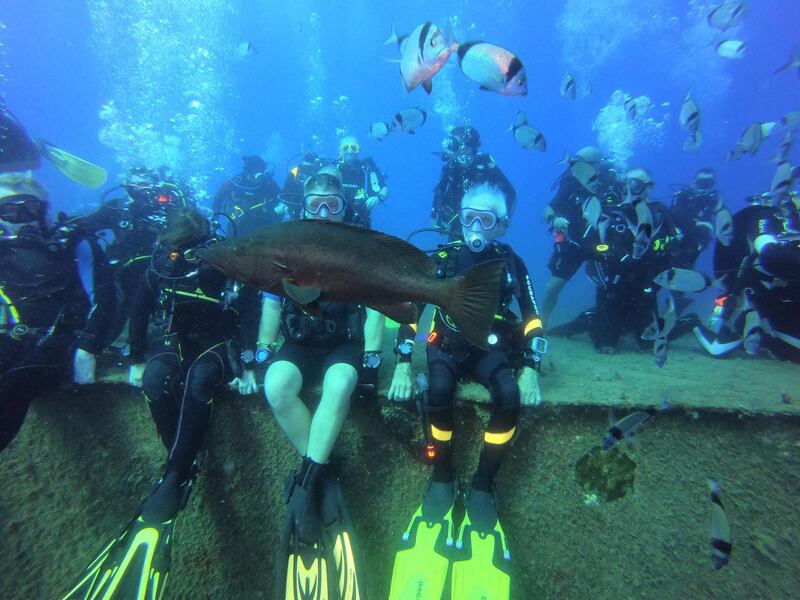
[[212, 180, 235, 214], [365, 157, 387, 190], [395, 304, 424, 345], [74, 238, 117, 355], [127, 269, 159, 364], [513, 252, 544, 339], [76, 203, 124, 235]]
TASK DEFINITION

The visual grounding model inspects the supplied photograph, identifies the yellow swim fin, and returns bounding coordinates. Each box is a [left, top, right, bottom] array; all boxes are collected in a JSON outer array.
[[36, 139, 107, 188]]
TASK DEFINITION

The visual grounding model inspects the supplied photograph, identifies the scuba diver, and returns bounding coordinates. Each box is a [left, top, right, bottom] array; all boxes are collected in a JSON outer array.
[[1, 99, 107, 188], [213, 155, 283, 236], [0, 172, 115, 451], [278, 152, 324, 221], [540, 146, 624, 322], [260, 171, 368, 599], [68, 166, 196, 348], [670, 167, 729, 269], [62, 208, 261, 600], [553, 168, 679, 354], [697, 184, 800, 362], [335, 135, 389, 228], [386, 183, 544, 600], [431, 125, 516, 237]]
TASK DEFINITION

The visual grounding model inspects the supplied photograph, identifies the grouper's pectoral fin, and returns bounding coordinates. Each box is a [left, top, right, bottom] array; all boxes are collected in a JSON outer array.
[[282, 279, 321, 305]]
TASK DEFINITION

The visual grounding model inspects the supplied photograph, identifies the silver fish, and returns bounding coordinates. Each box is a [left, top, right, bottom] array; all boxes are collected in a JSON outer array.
[[679, 93, 701, 135], [653, 268, 712, 293], [642, 294, 677, 341], [236, 41, 256, 57], [582, 195, 601, 230], [770, 131, 793, 163], [570, 161, 600, 194], [708, 479, 732, 570], [457, 41, 527, 96], [368, 121, 390, 141], [653, 335, 668, 367], [730, 121, 776, 159], [715, 207, 734, 246], [384, 22, 455, 94], [770, 161, 794, 197], [624, 98, 637, 120], [716, 40, 746, 60], [708, 1, 747, 30], [602, 410, 655, 450], [774, 45, 800, 75], [632, 199, 653, 260], [561, 73, 576, 100], [683, 131, 703, 153], [391, 108, 427, 134], [509, 110, 546, 151]]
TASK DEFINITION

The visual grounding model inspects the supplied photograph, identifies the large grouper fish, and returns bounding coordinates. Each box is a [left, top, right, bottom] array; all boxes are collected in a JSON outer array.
[[197, 220, 506, 349]]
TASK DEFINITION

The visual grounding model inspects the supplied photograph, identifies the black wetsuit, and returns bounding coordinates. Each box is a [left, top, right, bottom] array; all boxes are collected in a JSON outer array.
[[712, 202, 800, 361], [432, 154, 516, 236], [546, 163, 623, 279], [670, 186, 722, 268], [213, 172, 282, 236], [337, 157, 387, 228], [398, 241, 542, 488], [0, 231, 114, 450], [584, 201, 676, 350], [128, 243, 260, 482], [274, 299, 366, 379]]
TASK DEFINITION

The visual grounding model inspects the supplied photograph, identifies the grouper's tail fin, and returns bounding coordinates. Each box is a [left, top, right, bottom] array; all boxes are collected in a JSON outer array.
[[446, 259, 505, 349]]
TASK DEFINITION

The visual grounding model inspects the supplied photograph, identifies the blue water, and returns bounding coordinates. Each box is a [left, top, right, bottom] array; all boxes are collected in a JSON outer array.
[[1, 0, 798, 323]]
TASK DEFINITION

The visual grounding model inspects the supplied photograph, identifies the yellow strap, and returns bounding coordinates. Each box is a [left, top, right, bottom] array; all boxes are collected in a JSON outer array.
[[409, 323, 418, 333], [174, 289, 220, 303], [0, 287, 20, 324], [523, 318, 542, 336], [484, 427, 516, 445], [429, 308, 438, 333], [431, 424, 453, 442]]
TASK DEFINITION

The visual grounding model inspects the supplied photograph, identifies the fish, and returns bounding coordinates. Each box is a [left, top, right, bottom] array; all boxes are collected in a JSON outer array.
[[0, 102, 41, 172], [602, 410, 655, 450], [707, 2, 747, 30], [781, 111, 800, 131], [197, 220, 506, 349], [582, 195, 601, 230], [624, 98, 637, 120], [653, 335, 668, 367], [679, 93, 701, 135], [642, 293, 677, 340], [708, 479, 732, 570], [570, 160, 600, 194], [729, 121, 776, 159], [770, 131, 793, 163], [384, 21, 455, 94], [509, 110, 546, 151], [456, 41, 528, 96], [774, 45, 800, 75], [770, 161, 794, 197], [715, 207, 734, 245], [583, 82, 593, 97], [561, 73, 576, 100], [368, 121, 391, 141], [683, 131, 703, 153], [716, 40, 746, 59], [236, 41, 256, 57], [390, 108, 427, 134], [742, 306, 762, 355], [653, 268, 713, 293], [631, 199, 654, 260]]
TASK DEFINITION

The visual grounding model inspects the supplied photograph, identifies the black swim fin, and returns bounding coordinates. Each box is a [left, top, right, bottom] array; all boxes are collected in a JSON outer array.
[[319, 466, 366, 599], [62, 472, 190, 600]]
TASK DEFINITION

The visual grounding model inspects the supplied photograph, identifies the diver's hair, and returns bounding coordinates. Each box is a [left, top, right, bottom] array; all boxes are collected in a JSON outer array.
[[304, 171, 344, 196], [461, 183, 508, 217], [0, 171, 48, 201], [159, 207, 209, 248], [626, 167, 654, 184]]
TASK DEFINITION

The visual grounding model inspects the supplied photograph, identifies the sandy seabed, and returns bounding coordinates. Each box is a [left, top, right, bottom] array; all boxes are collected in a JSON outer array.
[[1, 333, 799, 599]]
